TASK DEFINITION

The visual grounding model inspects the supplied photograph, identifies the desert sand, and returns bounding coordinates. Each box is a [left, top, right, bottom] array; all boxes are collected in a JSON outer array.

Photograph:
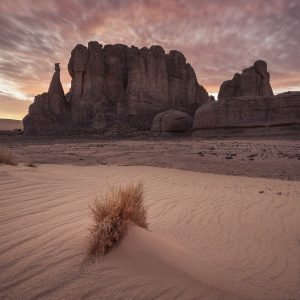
[[0, 163, 299, 299], [1, 137, 300, 180]]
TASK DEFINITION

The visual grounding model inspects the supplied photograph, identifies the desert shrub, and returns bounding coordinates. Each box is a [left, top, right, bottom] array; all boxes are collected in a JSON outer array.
[[88, 182, 147, 257], [0, 152, 17, 166], [27, 163, 37, 168]]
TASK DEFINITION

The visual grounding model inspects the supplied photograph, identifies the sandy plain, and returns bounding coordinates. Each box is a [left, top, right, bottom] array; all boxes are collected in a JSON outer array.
[[0, 137, 300, 180]]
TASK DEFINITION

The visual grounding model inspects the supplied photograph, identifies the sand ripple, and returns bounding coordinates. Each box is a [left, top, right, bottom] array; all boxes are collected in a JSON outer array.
[[0, 164, 299, 299]]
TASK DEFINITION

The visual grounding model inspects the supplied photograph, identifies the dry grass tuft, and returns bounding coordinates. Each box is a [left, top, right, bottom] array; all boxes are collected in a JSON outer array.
[[88, 182, 147, 257], [27, 163, 37, 168], [0, 152, 17, 166]]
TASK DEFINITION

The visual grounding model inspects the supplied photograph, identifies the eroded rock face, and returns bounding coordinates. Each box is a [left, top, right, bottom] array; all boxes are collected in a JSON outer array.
[[23, 64, 69, 135], [68, 42, 208, 130], [151, 110, 193, 133], [23, 42, 209, 134], [193, 92, 300, 129], [218, 60, 273, 100]]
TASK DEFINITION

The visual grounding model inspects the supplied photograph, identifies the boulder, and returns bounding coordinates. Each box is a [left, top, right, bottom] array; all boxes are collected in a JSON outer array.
[[218, 60, 273, 100], [24, 42, 209, 134], [193, 92, 300, 129], [151, 110, 193, 133]]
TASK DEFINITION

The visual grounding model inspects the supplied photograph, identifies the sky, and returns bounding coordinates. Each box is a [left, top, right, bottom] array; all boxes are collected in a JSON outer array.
[[0, 0, 299, 120]]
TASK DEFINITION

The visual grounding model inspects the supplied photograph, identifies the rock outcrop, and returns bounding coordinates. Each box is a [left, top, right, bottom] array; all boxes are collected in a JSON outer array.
[[23, 64, 69, 135], [193, 92, 300, 130], [218, 60, 273, 100], [24, 42, 208, 134], [151, 110, 193, 133]]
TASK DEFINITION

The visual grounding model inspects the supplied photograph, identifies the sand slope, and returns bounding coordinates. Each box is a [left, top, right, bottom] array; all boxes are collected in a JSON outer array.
[[0, 164, 299, 299]]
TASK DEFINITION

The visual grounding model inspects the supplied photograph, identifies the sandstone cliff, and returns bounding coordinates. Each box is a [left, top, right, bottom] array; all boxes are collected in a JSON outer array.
[[193, 92, 300, 130], [218, 60, 273, 100], [24, 42, 208, 134], [23, 64, 69, 134]]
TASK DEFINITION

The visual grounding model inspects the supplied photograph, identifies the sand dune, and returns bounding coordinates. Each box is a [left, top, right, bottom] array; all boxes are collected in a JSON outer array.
[[0, 164, 299, 299]]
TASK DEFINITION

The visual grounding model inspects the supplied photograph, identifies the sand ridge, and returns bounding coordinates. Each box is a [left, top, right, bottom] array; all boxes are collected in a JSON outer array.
[[0, 164, 300, 299]]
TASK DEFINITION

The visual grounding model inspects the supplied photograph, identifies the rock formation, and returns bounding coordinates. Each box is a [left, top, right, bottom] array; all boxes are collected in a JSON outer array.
[[23, 42, 208, 134], [23, 63, 69, 135], [193, 92, 300, 130], [218, 60, 273, 100], [151, 110, 193, 133]]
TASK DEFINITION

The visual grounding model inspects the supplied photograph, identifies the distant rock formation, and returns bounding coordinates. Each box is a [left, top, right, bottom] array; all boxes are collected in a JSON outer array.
[[23, 42, 208, 135], [151, 110, 193, 133], [193, 92, 300, 129], [218, 60, 273, 100]]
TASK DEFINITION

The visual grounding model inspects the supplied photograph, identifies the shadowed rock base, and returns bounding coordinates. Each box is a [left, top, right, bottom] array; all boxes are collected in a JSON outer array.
[[193, 124, 300, 138]]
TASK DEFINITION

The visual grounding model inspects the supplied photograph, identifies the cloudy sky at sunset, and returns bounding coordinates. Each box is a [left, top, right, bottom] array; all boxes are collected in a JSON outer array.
[[0, 0, 299, 120]]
